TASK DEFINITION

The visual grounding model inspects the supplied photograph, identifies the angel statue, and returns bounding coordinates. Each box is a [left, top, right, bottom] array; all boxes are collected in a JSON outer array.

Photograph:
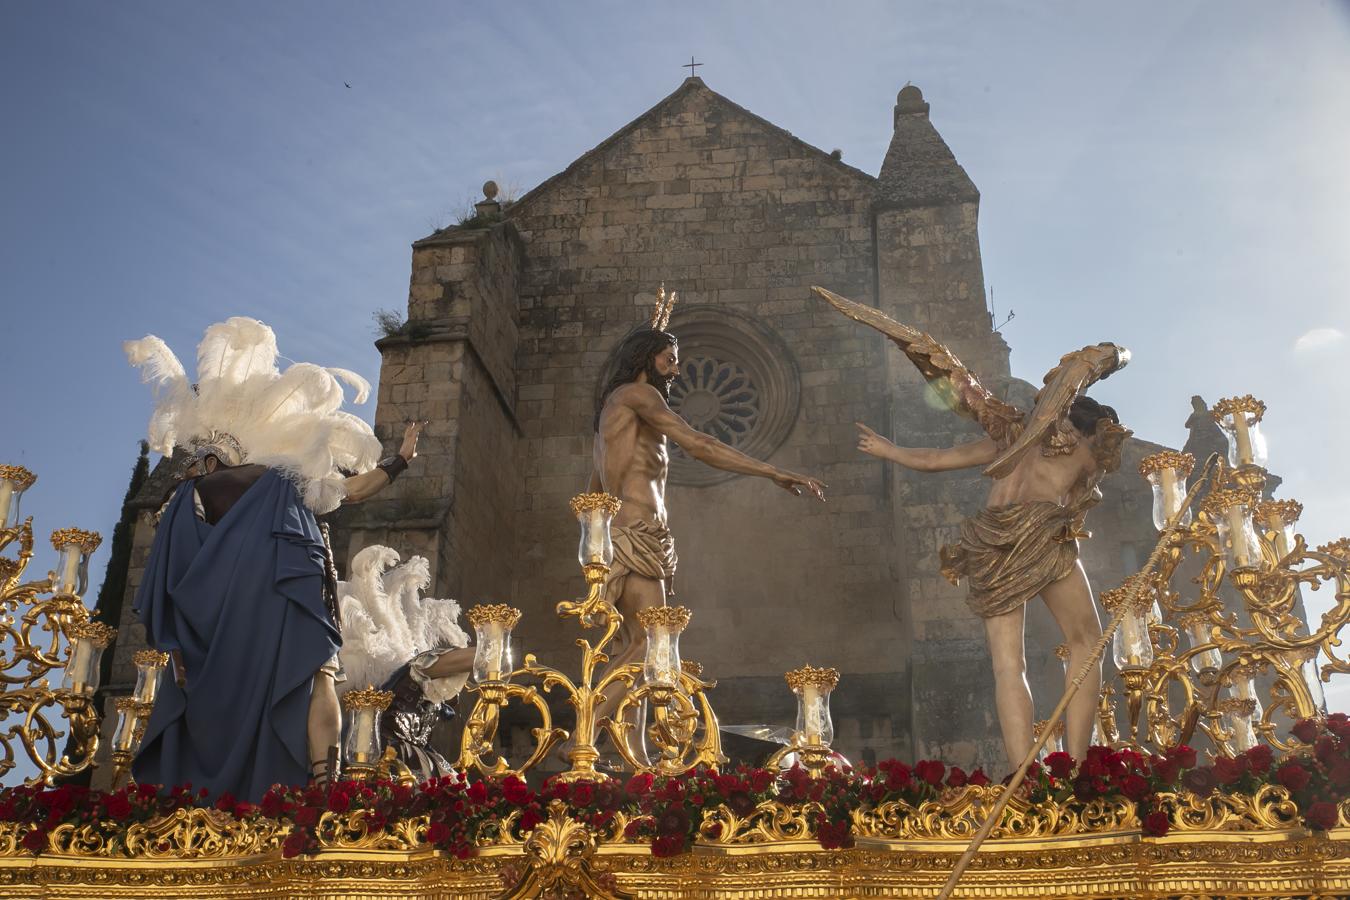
[[813, 287, 1131, 771], [337, 545, 475, 780]]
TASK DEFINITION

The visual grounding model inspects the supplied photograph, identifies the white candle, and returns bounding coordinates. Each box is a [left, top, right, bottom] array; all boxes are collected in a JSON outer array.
[[1120, 613, 1144, 667], [803, 685, 823, 744], [1226, 505, 1253, 567], [0, 481, 13, 529], [1231, 413, 1254, 466], [56, 547, 83, 595], [353, 710, 375, 762], [1159, 466, 1180, 521], [585, 510, 606, 563]]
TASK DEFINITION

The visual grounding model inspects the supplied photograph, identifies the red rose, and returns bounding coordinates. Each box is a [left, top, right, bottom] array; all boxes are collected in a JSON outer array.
[[260, 792, 287, 819], [327, 790, 351, 813], [1166, 745, 1198, 770], [817, 819, 853, 850], [1182, 767, 1218, 797], [1152, 757, 1182, 785], [501, 776, 531, 806], [946, 767, 968, 789], [1213, 755, 1249, 786], [1329, 713, 1350, 738], [102, 793, 133, 822], [425, 822, 451, 844], [623, 819, 644, 840], [1316, 736, 1339, 765], [914, 760, 945, 786], [1120, 774, 1151, 802], [1291, 719, 1320, 744], [20, 828, 46, 853], [728, 791, 757, 817], [214, 792, 237, 813], [232, 802, 256, 819], [749, 769, 774, 794], [1277, 762, 1312, 793], [1044, 752, 1075, 780], [293, 806, 319, 828], [1329, 758, 1350, 788], [571, 782, 595, 808], [1245, 744, 1274, 774], [652, 833, 686, 858], [655, 806, 691, 837], [281, 829, 309, 858], [520, 807, 544, 832], [883, 762, 912, 792], [1307, 801, 1338, 831], [968, 768, 991, 787], [1072, 776, 1098, 802], [1143, 810, 1170, 837], [466, 781, 488, 805], [657, 779, 685, 802]]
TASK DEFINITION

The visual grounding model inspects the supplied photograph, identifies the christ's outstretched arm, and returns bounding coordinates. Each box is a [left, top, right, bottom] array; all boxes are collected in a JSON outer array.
[[626, 383, 826, 500]]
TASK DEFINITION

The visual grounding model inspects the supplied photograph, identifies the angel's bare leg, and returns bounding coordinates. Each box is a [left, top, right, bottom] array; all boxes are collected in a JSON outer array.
[[1038, 564, 1102, 761], [308, 670, 341, 779], [983, 606, 1033, 774]]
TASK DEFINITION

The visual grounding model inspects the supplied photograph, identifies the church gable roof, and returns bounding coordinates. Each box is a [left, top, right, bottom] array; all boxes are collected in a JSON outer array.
[[486, 77, 876, 225]]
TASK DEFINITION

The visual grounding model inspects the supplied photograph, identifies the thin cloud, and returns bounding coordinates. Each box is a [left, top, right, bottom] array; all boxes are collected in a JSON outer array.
[[1294, 327, 1345, 354]]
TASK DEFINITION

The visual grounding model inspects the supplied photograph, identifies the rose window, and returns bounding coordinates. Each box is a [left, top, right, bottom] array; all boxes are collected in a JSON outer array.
[[669, 357, 760, 450]]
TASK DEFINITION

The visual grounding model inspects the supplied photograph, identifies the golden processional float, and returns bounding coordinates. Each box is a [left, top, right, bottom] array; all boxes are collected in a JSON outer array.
[[2, 389, 1350, 899]]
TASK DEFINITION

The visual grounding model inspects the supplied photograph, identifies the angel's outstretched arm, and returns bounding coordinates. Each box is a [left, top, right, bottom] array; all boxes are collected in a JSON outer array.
[[856, 423, 998, 473]]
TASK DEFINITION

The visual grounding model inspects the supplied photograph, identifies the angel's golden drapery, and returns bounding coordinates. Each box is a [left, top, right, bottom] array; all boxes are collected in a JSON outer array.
[[940, 501, 1081, 618]]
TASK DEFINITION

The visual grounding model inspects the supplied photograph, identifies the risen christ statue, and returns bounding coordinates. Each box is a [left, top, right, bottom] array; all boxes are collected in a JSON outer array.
[[589, 290, 826, 732]]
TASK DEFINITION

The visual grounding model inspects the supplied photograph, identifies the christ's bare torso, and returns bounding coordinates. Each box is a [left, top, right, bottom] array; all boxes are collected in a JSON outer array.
[[985, 430, 1097, 509], [595, 383, 670, 529]]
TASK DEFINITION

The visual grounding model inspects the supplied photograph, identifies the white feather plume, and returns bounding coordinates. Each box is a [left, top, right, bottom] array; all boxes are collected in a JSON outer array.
[[336, 546, 469, 696], [126, 317, 381, 513]]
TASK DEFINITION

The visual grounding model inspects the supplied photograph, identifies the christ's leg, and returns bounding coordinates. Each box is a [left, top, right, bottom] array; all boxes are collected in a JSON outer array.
[[983, 605, 1032, 774], [1039, 562, 1103, 761], [591, 573, 666, 743], [308, 670, 341, 783]]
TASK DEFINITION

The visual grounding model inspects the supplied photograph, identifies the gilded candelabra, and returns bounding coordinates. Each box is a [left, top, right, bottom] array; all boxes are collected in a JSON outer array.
[[455, 493, 723, 781], [0, 465, 115, 784], [1104, 396, 1344, 757]]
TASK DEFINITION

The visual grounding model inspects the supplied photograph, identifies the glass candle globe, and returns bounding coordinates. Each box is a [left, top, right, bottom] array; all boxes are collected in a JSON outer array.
[[786, 665, 839, 748], [570, 493, 621, 568], [466, 604, 521, 683], [636, 605, 690, 689], [1212, 395, 1268, 469], [1139, 451, 1195, 531]]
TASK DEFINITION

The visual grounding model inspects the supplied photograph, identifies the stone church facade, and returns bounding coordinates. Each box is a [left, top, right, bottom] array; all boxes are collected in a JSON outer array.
[[104, 78, 1167, 777]]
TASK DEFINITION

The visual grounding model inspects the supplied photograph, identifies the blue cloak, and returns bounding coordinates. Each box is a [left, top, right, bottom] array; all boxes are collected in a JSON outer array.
[[133, 470, 340, 801]]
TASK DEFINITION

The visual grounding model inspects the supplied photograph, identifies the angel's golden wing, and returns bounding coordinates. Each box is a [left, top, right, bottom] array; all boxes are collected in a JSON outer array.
[[985, 342, 1130, 479], [811, 286, 1025, 447]]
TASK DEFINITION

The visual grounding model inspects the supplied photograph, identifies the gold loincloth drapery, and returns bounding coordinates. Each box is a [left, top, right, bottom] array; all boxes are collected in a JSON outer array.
[[604, 520, 678, 604], [939, 501, 1080, 619]]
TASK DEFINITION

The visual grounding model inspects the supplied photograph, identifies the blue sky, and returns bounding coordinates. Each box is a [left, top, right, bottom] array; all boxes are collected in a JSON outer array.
[[2, 1, 1349, 773]]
